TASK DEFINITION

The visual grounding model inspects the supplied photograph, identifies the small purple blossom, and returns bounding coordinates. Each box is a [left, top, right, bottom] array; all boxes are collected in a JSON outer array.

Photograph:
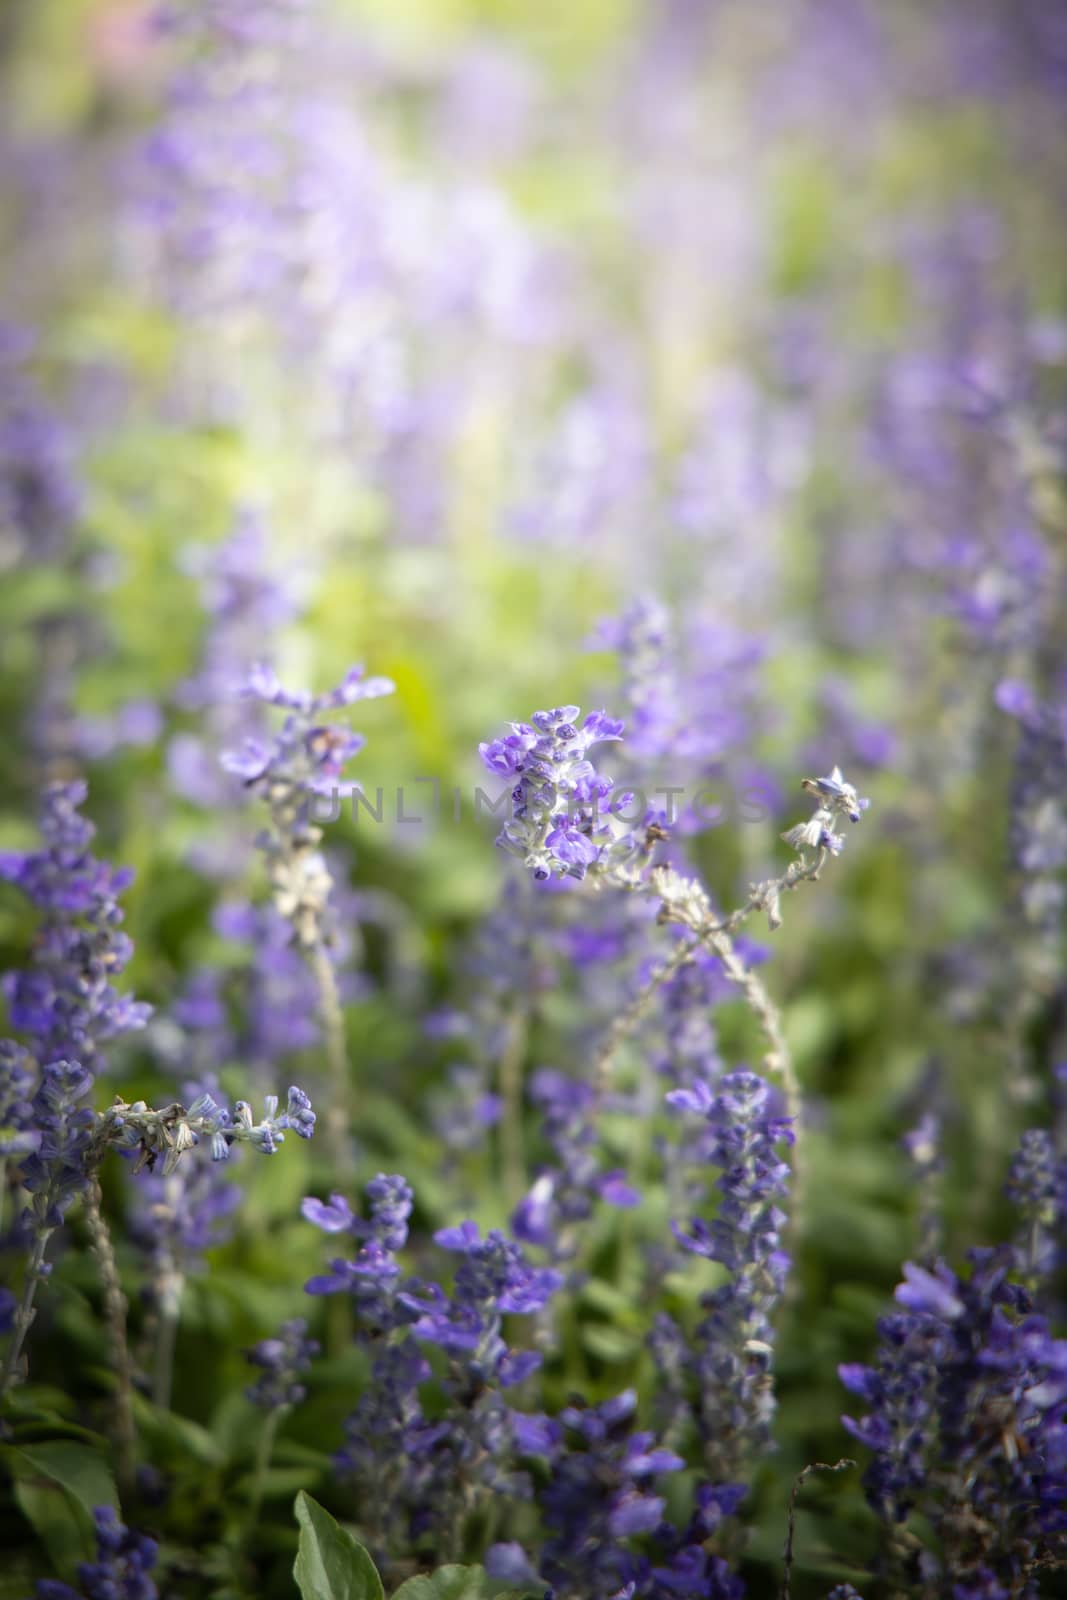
[[661, 1070, 793, 1480], [34, 1505, 158, 1600], [479, 706, 630, 882], [246, 1317, 319, 1410]]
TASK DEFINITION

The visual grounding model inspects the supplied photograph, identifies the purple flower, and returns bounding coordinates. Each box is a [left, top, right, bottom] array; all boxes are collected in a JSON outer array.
[[843, 1246, 1067, 1581], [0, 1041, 41, 1160], [1, 783, 151, 1074], [479, 706, 633, 882], [221, 666, 393, 949], [894, 1261, 964, 1320], [536, 1390, 683, 1600], [661, 1070, 793, 1479], [35, 1505, 158, 1600], [485, 1542, 541, 1586], [246, 1317, 319, 1410]]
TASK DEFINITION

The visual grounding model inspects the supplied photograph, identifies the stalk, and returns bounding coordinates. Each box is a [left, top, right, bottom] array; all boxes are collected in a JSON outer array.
[[0, 1225, 53, 1401], [308, 938, 351, 1178], [84, 1178, 136, 1488], [248, 1405, 286, 1532], [498, 1006, 528, 1212]]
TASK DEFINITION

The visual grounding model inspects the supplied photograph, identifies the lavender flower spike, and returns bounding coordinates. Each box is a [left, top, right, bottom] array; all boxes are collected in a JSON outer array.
[[663, 1070, 794, 1480], [246, 1318, 319, 1411], [479, 706, 632, 881], [97, 1084, 316, 1173], [34, 1504, 158, 1600]]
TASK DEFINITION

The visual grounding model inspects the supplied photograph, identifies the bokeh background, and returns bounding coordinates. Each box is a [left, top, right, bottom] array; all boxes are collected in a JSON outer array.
[[1, 0, 1065, 1594]]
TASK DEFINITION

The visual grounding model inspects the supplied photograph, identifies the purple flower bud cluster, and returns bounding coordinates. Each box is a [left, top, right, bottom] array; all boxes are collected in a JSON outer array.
[[246, 1317, 319, 1411], [1006, 1128, 1065, 1290], [101, 1084, 315, 1172], [841, 1249, 1067, 1591], [34, 1505, 158, 1600], [130, 0, 314, 324], [302, 1174, 563, 1562], [0, 782, 151, 1073], [662, 1071, 794, 1481], [128, 1075, 243, 1300], [222, 664, 393, 947], [531, 1389, 685, 1600], [479, 706, 629, 881], [169, 509, 301, 825], [20, 1059, 96, 1228], [998, 689, 1067, 941], [0, 1041, 40, 1161], [303, 1175, 442, 1554], [592, 596, 766, 822], [782, 766, 871, 859]]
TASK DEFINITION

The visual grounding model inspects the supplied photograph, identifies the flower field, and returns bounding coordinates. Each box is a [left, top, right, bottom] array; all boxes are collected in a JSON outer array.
[[1, 3, 1066, 1597]]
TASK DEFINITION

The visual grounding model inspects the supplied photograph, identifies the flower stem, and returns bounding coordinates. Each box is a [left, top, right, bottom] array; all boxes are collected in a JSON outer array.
[[780, 1459, 855, 1600], [700, 927, 800, 1130], [594, 936, 699, 1094], [0, 1224, 53, 1401], [152, 1308, 178, 1411], [248, 1404, 286, 1532], [84, 1177, 136, 1488], [498, 1006, 528, 1211], [593, 846, 830, 1102], [308, 938, 352, 1178]]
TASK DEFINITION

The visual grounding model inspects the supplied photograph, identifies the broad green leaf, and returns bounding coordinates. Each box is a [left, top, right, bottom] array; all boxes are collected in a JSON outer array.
[[390, 1565, 542, 1600], [7, 1440, 118, 1515], [3, 1442, 116, 1580], [132, 1394, 225, 1465], [293, 1490, 384, 1600], [12, 1478, 94, 1577]]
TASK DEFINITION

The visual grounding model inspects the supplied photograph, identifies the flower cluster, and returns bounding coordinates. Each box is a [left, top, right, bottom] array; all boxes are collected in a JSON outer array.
[[841, 1250, 1067, 1591], [222, 664, 393, 947], [303, 1174, 563, 1564], [533, 1390, 685, 1600], [479, 706, 630, 881], [782, 766, 871, 858], [99, 1085, 316, 1173], [35, 1505, 158, 1600], [0, 781, 151, 1071], [0, 1040, 40, 1161], [169, 509, 301, 823], [303, 1175, 437, 1556], [417, 1219, 562, 1378], [661, 1071, 794, 1481], [246, 1317, 320, 1411], [1006, 1127, 1064, 1291]]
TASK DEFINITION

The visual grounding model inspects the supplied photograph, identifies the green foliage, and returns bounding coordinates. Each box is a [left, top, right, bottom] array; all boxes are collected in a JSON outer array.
[[3, 1440, 118, 1578], [293, 1492, 385, 1600], [390, 1565, 539, 1599]]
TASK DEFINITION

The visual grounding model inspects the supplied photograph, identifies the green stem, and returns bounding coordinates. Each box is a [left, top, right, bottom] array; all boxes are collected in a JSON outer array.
[[0, 1223, 53, 1401], [248, 1405, 286, 1533], [152, 1281, 184, 1412], [498, 1007, 528, 1211], [308, 938, 352, 1178], [84, 1178, 136, 1488]]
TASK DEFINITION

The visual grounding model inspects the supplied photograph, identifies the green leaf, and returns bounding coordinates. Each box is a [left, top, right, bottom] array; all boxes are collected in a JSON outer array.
[[389, 1566, 541, 1600], [3, 1441, 116, 1580], [580, 1323, 640, 1363], [6, 1440, 118, 1515], [131, 1393, 225, 1465], [293, 1490, 384, 1600], [12, 1477, 93, 1578]]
